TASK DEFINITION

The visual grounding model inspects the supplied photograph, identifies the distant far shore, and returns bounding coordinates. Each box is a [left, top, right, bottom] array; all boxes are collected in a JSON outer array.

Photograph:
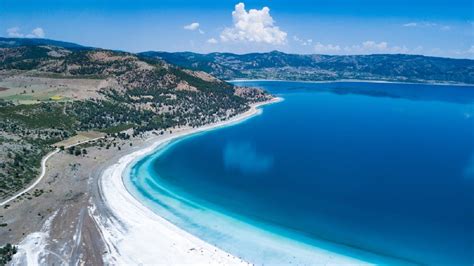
[[227, 78, 474, 87]]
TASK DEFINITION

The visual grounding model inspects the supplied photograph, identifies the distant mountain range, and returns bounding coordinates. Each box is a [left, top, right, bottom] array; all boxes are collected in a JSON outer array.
[[1, 37, 472, 84], [0, 37, 269, 131], [141, 51, 474, 84], [0, 37, 87, 49], [0, 37, 270, 198]]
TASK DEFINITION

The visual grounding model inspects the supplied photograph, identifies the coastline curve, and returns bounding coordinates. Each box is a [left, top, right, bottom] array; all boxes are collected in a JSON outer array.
[[93, 98, 282, 264]]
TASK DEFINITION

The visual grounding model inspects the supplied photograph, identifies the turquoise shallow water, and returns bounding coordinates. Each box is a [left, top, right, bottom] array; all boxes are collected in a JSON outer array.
[[126, 81, 474, 265]]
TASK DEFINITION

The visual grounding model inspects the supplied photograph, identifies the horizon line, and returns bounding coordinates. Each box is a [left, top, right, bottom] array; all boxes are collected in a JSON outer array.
[[1, 36, 473, 60]]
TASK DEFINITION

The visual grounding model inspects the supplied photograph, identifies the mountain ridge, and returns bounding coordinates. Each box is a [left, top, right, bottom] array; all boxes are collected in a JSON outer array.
[[0, 38, 270, 199], [141, 51, 474, 84], [0, 37, 472, 84], [0, 37, 88, 49]]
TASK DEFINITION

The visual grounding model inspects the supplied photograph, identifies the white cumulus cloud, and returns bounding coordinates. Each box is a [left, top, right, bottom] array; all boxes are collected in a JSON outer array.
[[312, 41, 413, 55], [220, 2, 287, 45], [402, 21, 451, 31], [207, 38, 218, 44], [314, 42, 341, 53], [361, 41, 388, 51], [7, 27, 45, 38], [310, 40, 472, 58], [403, 22, 418, 27], [345, 41, 409, 54], [293, 36, 313, 46], [28, 27, 45, 38], [6, 27, 23, 37], [184, 22, 200, 31]]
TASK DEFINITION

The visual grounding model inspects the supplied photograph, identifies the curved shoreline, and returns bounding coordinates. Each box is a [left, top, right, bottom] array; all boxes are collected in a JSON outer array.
[[93, 98, 283, 264], [93, 96, 406, 265], [228, 78, 474, 87]]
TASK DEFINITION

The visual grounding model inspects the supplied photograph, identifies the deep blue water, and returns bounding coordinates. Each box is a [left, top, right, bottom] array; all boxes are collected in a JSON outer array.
[[132, 81, 474, 265]]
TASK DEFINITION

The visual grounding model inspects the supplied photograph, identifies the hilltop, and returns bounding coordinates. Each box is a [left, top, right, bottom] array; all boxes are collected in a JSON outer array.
[[2, 36, 473, 201], [0, 37, 87, 49], [141, 51, 474, 84], [0, 39, 270, 200]]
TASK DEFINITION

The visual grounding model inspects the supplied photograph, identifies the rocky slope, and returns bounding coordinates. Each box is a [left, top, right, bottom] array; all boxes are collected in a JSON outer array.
[[0, 40, 271, 200]]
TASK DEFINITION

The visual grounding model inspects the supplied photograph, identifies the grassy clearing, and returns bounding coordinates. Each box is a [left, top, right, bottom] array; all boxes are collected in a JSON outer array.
[[53, 131, 105, 147], [2, 92, 72, 104]]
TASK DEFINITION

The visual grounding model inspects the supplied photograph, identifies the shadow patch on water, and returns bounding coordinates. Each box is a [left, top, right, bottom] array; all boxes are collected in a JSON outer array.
[[223, 141, 274, 175]]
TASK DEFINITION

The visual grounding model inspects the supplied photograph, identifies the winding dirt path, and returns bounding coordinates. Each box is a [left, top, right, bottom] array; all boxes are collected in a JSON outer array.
[[0, 136, 105, 206]]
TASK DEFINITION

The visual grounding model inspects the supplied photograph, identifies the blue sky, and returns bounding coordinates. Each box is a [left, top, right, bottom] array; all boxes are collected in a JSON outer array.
[[1, 0, 473, 58]]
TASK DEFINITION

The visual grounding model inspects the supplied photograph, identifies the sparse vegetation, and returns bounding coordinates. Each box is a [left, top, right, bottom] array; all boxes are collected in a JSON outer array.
[[0, 243, 17, 265], [144, 51, 474, 84], [0, 42, 271, 199]]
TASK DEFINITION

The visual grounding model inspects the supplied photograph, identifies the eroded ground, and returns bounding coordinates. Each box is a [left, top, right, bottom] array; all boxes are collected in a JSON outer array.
[[0, 134, 154, 265]]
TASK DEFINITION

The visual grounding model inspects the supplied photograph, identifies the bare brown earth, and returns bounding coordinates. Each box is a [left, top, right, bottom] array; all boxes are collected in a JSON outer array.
[[0, 97, 278, 264], [0, 132, 163, 265], [0, 70, 111, 103], [52, 131, 106, 148]]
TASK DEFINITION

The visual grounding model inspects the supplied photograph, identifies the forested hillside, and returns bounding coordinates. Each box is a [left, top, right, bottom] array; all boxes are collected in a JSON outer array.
[[143, 51, 474, 84], [0, 40, 271, 199]]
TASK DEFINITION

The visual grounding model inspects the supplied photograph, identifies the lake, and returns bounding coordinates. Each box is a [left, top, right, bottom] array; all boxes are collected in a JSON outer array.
[[127, 81, 474, 265]]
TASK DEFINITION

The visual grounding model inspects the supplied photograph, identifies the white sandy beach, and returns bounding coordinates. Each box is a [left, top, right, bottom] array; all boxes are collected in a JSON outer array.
[[93, 150, 247, 265], [92, 99, 281, 264], [91, 97, 381, 265], [6, 97, 380, 265]]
